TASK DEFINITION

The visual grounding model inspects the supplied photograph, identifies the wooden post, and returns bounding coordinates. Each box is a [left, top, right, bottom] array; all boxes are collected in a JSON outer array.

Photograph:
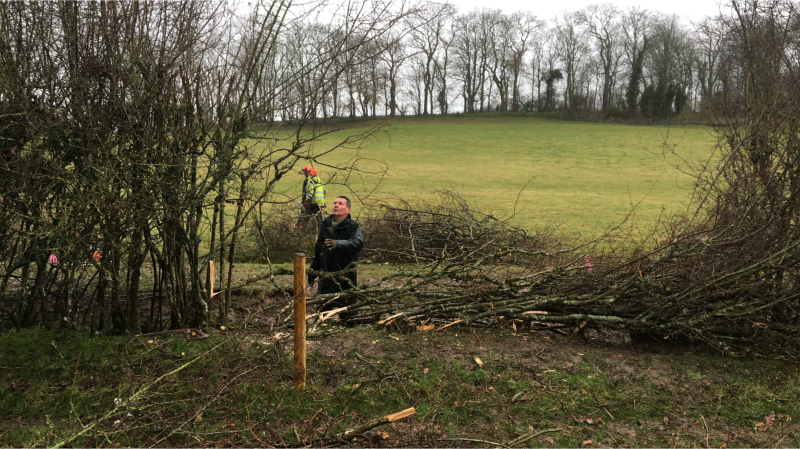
[[209, 260, 215, 298], [293, 253, 306, 392]]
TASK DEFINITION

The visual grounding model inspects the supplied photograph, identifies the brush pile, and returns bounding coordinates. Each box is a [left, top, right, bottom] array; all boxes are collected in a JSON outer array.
[[307, 190, 800, 358]]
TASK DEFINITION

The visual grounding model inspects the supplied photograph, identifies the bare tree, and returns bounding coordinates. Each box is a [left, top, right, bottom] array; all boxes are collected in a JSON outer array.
[[434, 22, 454, 114], [406, 58, 425, 114], [580, 4, 624, 111], [622, 6, 653, 114], [555, 10, 591, 115], [477, 9, 496, 111], [508, 13, 543, 111], [409, 2, 455, 115], [381, 33, 413, 117], [487, 10, 513, 111], [453, 11, 482, 112], [529, 24, 549, 111], [694, 15, 728, 115]]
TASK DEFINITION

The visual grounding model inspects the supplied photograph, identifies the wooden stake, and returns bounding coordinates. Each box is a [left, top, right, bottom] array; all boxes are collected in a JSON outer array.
[[209, 261, 216, 298], [293, 253, 306, 392]]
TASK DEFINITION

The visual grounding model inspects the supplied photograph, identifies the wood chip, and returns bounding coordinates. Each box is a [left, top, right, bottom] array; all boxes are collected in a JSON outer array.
[[385, 407, 416, 422], [418, 323, 435, 331], [474, 357, 484, 367]]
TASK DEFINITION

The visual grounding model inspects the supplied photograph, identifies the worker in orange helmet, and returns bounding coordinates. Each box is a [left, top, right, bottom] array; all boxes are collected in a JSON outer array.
[[298, 164, 325, 229]]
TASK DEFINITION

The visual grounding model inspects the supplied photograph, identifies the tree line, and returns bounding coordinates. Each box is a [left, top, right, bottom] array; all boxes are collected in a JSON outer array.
[[276, 1, 758, 120]]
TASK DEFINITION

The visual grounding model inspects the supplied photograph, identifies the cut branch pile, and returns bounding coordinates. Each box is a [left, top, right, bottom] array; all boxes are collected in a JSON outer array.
[[311, 197, 800, 359], [361, 190, 563, 264]]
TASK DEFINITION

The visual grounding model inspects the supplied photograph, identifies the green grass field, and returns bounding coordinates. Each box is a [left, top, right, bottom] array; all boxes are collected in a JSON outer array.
[[273, 115, 718, 233]]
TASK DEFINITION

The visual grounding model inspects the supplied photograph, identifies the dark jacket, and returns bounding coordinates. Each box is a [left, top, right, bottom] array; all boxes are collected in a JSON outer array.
[[310, 214, 363, 294]]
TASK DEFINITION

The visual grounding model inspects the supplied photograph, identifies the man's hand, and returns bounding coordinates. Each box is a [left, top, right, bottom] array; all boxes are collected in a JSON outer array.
[[324, 239, 338, 250]]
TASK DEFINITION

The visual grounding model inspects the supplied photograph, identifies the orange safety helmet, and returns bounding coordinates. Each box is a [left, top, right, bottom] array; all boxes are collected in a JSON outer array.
[[300, 164, 317, 176]]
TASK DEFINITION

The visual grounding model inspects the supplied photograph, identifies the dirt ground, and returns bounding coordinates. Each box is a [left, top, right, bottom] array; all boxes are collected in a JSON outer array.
[[235, 314, 799, 448]]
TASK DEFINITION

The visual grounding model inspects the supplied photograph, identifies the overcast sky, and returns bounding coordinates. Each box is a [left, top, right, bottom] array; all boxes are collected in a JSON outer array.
[[254, 0, 728, 24], [443, 0, 726, 23]]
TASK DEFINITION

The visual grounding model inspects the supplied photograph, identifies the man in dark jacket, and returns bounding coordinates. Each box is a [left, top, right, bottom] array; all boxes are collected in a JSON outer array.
[[308, 195, 363, 322]]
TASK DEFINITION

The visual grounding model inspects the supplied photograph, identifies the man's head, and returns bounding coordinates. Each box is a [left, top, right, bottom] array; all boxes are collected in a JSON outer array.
[[331, 196, 351, 221], [300, 165, 317, 177]]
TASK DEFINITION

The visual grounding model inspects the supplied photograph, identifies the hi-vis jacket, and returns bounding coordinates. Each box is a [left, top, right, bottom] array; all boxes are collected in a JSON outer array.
[[303, 175, 325, 206]]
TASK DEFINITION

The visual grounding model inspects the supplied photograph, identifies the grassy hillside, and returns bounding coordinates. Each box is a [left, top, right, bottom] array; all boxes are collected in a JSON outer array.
[[271, 115, 718, 233]]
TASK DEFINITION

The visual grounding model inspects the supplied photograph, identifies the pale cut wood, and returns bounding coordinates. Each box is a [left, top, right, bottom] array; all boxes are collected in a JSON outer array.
[[209, 261, 218, 298], [314, 406, 416, 445], [378, 312, 406, 325], [437, 319, 464, 330], [385, 407, 416, 421], [319, 306, 349, 322]]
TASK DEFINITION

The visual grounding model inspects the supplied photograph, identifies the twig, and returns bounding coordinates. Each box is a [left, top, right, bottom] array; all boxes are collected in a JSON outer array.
[[69, 351, 85, 430], [603, 426, 620, 446], [151, 367, 254, 447], [701, 415, 710, 448], [769, 424, 797, 447], [70, 351, 82, 404], [385, 362, 412, 400], [293, 426, 302, 446], [506, 428, 563, 447], [419, 394, 454, 421], [51, 340, 228, 449], [125, 328, 208, 348], [440, 437, 508, 447], [295, 407, 416, 447], [437, 319, 464, 331], [355, 352, 389, 377]]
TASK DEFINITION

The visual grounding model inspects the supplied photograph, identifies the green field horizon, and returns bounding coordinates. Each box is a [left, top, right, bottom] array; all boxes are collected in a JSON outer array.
[[270, 115, 719, 233]]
